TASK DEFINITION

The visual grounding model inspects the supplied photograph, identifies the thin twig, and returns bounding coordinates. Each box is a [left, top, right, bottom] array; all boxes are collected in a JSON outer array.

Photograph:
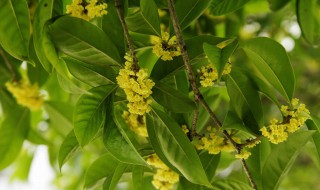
[[0, 48, 17, 81], [241, 158, 258, 190], [190, 105, 199, 139], [239, 136, 263, 149], [114, 0, 139, 71], [167, 0, 258, 189]]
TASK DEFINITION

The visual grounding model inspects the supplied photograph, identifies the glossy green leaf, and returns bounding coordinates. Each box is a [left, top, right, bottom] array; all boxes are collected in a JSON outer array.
[[50, 16, 121, 67], [200, 152, 220, 182], [146, 108, 212, 187], [63, 56, 117, 86], [111, 105, 149, 166], [58, 130, 80, 169], [74, 85, 117, 147], [175, 0, 212, 31], [262, 130, 314, 190], [102, 3, 125, 57], [44, 101, 74, 135], [85, 153, 120, 188], [103, 99, 147, 166], [27, 128, 50, 145], [126, 0, 161, 36], [297, 0, 320, 44], [33, 0, 62, 72], [203, 39, 238, 78], [152, 82, 196, 113], [0, 0, 30, 60], [55, 70, 89, 94], [103, 164, 127, 190], [306, 116, 320, 166], [226, 69, 263, 131], [0, 107, 30, 170], [132, 166, 144, 190], [210, 0, 250, 16], [242, 37, 295, 101], [137, 47, 159, 75], [222, 109, 253, 134], [211, 179, 252, 190]]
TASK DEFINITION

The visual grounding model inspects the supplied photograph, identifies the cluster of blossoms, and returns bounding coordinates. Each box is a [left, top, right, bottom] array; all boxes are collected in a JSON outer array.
[[192, 127, 255, 159], [116, 54, 155, 115], [6, 80, 44, 111], [198, 62, 232, 87], [151, 32, 181, 61], [122, 111, 147, 137], [66, 0, 108, 21], [147, 154, 179, 190], [260, 98, 310, 144]]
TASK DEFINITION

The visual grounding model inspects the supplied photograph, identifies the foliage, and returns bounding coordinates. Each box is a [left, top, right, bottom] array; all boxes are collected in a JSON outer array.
[[0, 0, 320, 189]]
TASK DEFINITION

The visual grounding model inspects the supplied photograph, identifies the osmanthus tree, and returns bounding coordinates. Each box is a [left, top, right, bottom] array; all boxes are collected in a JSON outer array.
[[0, 0, 320, 189]]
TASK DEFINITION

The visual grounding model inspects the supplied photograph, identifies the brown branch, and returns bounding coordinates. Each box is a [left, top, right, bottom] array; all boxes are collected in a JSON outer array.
[[190, 105, 199, 139], [241, 158, 258, 190], [114, 0, 139, 71], [0, 48, 17, 81], [167, 0, 258, 189]]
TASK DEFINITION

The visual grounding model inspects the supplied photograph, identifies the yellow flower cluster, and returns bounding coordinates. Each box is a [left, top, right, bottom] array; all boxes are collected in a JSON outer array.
[[117, 54, 155, 115], [235, 149, 251, 159], [66, 0, 108, 21], [151, 32, 181, 61], [5, 80, 44, 111], [122, 111, 148, 137], [181, 124, 189, 134], [192, 127, 240, 154], [260, 98, 310, 144], [147, 154, 179, 190], [198, 62, 232, 87]]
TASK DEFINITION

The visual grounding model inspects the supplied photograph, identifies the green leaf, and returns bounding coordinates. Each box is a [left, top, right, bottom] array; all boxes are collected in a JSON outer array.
[[33, 0, 62, 72], [0, 107, 30, 170], [102, 3, 125, 57], [226, 69, 263, 131], [74, 84, 117, 147], [200, 152, 220, 182], [103, 164, 127, 190], [261, 130, 315, 190], [146, 108, 212, 187], [50, 16, 121, 67], [211, 179, 253, 190], [175, 0, 212, 31], [210, 0, 250, 16], [132, 166, 144, 190], [152, 82, 196, 113], [0, 0, 30, 60], [203, 39, 238, 78], [103, 97, 147, 166], [85, 153, 120, 188], [126, 0, 161, 36], [11, 149, 33, 181], [58, 130, 80, 169], [137, 47, 159, 75], [111, 105, 149, 166], [297, 0, 320, 44], [241, 37, 295, 101], [44, 101, 74, 135], [267, 0, 290, 11], [27, 128, 50, 145], [306, 116, 320, 166], [63, 56, 116, 87], [222, 108, 253, 134]]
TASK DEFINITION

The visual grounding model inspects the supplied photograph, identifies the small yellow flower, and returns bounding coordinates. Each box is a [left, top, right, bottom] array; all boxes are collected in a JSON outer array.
[[198, 62, 232, 87], [66, 0, 108, 21], [6, 80, 44, 111], [246, 139, 261, 148], [122, 111, 147, 137], [151, 32, 181, 61], [117, 53, 155, 115], [235, 149, 251, 159], [181, 125, 189, 134], [147, 154, 179, 190]]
